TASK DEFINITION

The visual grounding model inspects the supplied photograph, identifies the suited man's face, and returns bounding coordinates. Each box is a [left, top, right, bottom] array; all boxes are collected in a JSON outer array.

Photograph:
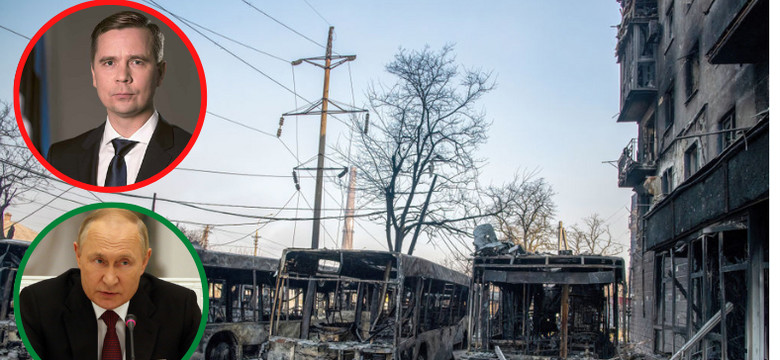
[[74, 215, 151, 310], [91, 27, 166, 125]]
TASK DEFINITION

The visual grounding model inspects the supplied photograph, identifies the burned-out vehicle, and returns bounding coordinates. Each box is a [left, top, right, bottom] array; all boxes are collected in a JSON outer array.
[[0, 239, 30, 359], [458, 226, 625, 359], [193, 249, 304, 360], [265, 248, 470, 360]]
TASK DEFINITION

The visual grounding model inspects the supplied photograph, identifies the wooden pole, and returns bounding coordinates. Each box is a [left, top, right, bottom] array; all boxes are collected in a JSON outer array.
[[311, 26, 334, 250], [560, 284, 570, 359], [300, 27, 334, 340]]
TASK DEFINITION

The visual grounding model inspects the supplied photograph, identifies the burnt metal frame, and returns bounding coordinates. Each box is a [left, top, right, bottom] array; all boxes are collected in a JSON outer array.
[[470, 254, 626, 357]]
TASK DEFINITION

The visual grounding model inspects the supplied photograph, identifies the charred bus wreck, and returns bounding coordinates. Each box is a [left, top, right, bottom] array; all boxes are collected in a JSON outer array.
[[461, 231, 625, 359], [266, 249, 470, 360], [194, 249, 303, 360]]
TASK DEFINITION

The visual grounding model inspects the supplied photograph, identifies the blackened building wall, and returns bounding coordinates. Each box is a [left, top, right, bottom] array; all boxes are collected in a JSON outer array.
[[614, 0, 767, 358]]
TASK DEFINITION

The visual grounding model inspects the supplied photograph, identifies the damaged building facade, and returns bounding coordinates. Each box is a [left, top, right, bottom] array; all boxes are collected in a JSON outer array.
[[614, 0, 768, 359]]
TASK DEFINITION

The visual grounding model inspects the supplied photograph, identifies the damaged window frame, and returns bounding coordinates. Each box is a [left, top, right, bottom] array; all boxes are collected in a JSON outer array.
[[652, 219, 764, 360], [194, 249, 305, 360], [267, 248, 470, 360]]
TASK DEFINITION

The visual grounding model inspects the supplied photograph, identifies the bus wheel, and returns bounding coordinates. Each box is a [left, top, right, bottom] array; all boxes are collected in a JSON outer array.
[[207, 340, 235, 360]]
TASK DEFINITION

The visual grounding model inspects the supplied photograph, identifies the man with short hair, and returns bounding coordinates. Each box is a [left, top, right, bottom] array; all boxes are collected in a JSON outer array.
[[19, 208, 201, 360], [47, 10, 191, 187]]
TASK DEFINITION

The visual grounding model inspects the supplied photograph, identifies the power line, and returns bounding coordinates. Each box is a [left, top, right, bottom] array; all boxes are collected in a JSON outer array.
[[206, 112, 275, 139], [144, 0, 304, 100], [352, 217, 388, 250], [240, 0, 325, 49], [302, 0, 331, 26], [206, 111, 300, 161], [15, 186, 74, 224], [175, 166, 308, 178], [0, 24, 30, 40], [177, 16, 289, 63]]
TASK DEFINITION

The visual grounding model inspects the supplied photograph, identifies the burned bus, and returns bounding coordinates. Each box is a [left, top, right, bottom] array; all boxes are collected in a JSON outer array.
[[265, 248, 470, 360], [0, 239, 30, 359], [461, 251, 625, 360], [194, 249, 303, 360]]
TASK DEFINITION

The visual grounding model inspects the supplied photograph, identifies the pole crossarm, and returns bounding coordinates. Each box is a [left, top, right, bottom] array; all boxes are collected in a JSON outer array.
[[283, 98, 367, 116], [293, 55, 356, 69]]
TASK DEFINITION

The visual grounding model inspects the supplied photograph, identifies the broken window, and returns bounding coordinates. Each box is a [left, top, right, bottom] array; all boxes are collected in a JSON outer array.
[[650, 225, 764, 359], [719, 109, 737, 152], [684, 141, 700, 179], [209, 280, 226, 323], [661, 167, 674, 194], [664, 83, 675, 131], [684, 41, 700, 100], [641, 115, 657, 163]]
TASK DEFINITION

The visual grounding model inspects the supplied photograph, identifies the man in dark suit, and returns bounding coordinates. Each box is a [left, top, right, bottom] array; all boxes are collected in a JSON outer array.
[[19, 208, 201, 360], [46, 11, 191, 187]]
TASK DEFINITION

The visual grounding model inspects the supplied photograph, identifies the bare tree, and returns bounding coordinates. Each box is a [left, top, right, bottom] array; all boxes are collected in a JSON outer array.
[[567, 213, 623, 256], [0, 102, 49, 237], [340, 45, 495, 255], [176, 224, 204, 247], [486, 170, 557, 253]]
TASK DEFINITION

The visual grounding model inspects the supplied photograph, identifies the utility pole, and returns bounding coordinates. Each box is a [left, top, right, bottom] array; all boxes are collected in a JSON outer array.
[[201, 225, 210, 250], [282, 26, 366, 250], [282, 27, 366, 340], [341, 166, 356, 249], [254, 230, 259, 256]]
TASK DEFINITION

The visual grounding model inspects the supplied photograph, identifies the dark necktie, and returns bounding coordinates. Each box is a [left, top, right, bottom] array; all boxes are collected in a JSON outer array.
[[105, 138, 138, 187], [100, 310, 122, 360]]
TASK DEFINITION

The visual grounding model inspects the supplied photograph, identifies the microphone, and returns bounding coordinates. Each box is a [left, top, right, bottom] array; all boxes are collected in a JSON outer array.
[[126, 314, 137, 360]]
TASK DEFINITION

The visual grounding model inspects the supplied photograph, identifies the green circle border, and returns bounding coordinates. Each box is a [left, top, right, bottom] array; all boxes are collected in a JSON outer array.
[[13, 202, 209, 360]]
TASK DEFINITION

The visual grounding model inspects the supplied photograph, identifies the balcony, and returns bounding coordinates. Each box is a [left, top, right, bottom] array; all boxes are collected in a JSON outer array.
[[706, 0, 768, 64], [616, 21, 657, 123], [618, 138, 656, 188]]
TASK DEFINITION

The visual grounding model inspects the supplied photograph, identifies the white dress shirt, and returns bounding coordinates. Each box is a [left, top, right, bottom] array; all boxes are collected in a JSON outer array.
[[97, 112, 159, 186], [92, 301, 130, 360]]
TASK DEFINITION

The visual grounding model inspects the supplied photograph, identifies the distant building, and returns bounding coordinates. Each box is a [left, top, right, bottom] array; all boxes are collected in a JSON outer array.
[[614, 0, 767, 359], [2, 213, 38, 241]]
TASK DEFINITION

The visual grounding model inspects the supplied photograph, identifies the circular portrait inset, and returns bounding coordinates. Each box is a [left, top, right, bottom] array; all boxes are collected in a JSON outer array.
[[14, 203, 207, 360], [14, 1, 206, 192]]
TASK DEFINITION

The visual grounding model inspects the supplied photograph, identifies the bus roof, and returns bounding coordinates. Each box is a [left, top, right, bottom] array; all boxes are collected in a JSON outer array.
[[196, 248, 278, 272], [473, 253, 625, 285], [280, 248, 469, 286]]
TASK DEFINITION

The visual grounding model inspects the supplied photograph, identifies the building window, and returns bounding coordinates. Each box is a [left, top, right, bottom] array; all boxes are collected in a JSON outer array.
[[719, 109, 737, 152], [664, 83, 675, 131], [684, 42, 700, 100], [661, 167, 674, 194], [684, 141, 700, 179], [641, 115, 657, 162]]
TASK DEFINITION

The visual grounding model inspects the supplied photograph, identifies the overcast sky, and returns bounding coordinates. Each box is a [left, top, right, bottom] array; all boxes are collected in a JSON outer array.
[[0, 1, 637, 264]]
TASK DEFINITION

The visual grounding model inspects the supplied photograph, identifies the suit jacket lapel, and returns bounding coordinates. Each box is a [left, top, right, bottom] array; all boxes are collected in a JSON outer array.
[[127, 277, 159, 360], [79, 124, 104, 186], [136, 116, 175, 183], [63, 279, 98, 360]]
